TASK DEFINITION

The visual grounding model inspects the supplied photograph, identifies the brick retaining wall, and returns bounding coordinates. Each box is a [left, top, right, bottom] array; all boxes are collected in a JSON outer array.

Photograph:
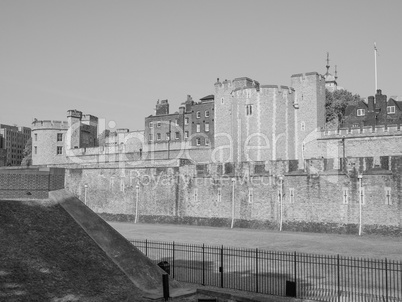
[[0, 167, 65, 199]]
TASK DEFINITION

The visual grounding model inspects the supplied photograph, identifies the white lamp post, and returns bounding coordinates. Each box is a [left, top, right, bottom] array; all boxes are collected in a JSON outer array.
[[358, 174, 363, 236], [135, 184, 140, 224], [231, 178, 235, 229], [279, 176, 284, 232], [84, 184, 88, 205]]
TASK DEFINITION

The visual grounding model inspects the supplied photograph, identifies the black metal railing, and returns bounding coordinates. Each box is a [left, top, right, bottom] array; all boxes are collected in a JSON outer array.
[[130, 239, 402, 302]]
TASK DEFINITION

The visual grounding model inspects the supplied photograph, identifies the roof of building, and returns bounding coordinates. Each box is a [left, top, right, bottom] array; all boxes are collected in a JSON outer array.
[[200, 95, 214, 101]]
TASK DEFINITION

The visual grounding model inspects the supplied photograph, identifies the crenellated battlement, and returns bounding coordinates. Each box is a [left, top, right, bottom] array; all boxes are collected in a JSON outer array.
[[32, 120, 69, 130], [291, 71, 325, 82], [319, 124, 402, 139]]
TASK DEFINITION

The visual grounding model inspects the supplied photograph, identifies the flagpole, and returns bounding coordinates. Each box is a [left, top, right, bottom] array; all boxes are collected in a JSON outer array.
[[374, 42, 378, 92]]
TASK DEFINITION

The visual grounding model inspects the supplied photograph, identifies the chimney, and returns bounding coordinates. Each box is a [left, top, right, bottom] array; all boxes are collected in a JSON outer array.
[[155, 99, 169, 116], [368, 96, 375, 112]]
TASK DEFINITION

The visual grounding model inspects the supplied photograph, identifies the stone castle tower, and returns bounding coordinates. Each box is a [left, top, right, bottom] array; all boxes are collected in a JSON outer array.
[[290, 72, 326, 162], [214, 72, 325, 163]]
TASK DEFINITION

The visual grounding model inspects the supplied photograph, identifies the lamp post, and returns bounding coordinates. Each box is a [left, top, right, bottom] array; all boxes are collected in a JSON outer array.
[[358, 174, 363, 236], [231, 178, 235, 229], [84, 184, 88, 205], [279, 176, 283, 232], [135, 184, 139, 224]]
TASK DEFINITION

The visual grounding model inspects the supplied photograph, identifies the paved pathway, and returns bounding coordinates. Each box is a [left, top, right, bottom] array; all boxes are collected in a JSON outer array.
[[107, 221, 402, 261]]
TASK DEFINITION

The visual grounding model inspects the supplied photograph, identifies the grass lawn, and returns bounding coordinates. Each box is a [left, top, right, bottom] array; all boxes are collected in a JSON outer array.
[[0, 200, 143, 301], [107, 221, 402, 261]]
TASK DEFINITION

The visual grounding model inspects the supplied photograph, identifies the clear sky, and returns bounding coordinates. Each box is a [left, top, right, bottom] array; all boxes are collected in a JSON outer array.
[[1, 0, 401, 131]]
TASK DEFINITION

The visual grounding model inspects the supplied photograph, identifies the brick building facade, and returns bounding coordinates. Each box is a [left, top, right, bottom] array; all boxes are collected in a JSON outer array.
[[144, 95, 215, 149], [0, 124, 31, 166], [343, 89, 402, 128]]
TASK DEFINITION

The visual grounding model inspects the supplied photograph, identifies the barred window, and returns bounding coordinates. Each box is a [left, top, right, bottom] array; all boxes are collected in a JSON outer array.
[[289, 188, 295, 203], [56, 146, 63, 155], [385, 187, 392, 205], [342, 187, 349, 204], [194, 188, 198, 202], [248, 188, 253, 203], [246, 105, 253, 116]]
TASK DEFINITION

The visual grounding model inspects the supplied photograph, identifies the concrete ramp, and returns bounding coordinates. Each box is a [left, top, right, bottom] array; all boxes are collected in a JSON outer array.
[[49, 189, 194, 299]]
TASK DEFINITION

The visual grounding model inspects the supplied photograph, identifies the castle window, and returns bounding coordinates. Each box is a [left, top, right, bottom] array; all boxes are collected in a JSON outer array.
[[175, 132, 180, 140], [166, 133, 170, 140], [196, 124, 201, 133], [205, 123, 210, 132], [246, 105, 253, 116], [205, 138, 209, 146], [185, 117, 189, 125], [149, 134, 153, 141], [248, 188, 253, 203], [196, 138, 201, 146], [357, 109, 365, 116], [34, 146, 37, 154], [157, 133, 161, 140], [387, 106, 396, 114], [149, 122, 153, 128], [385, 187, 392, 205], [185, 131, 189, 139], [157, 121, 161, 128], [196, 111, 201, 118], [34, 134, 37, 141], [342, 187, 349, 204], [217, 188, 222, 202], [57, 133, 63, 142], [194, 188, 198, 202], [205, 110, 210, 118], [221, 97, 224, 104], [289, 188, 295, 203], [301, 121, 305, 131], [56, 146, 63, 155]]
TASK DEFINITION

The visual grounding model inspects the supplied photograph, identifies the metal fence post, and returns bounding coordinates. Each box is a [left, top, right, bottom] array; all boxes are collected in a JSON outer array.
[[385, 258, 388, 302], [172, 241, 175, 279], [256, 248, 259, 293], [294, 251, 297, 284], [145, 239, 148, 256], [337, 254, 340, 302], [202, 244, 205, 286], [220, 245, 224, 288]]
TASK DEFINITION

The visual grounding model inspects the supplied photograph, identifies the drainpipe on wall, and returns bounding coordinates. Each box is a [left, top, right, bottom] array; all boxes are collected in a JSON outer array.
[[358, 174, 363, 236], [231, 178, 235, 229], [279, 176, 283, 232], [135, 184, 139, 224], [167, 121, 171, 160], [342, 136, 346, 172]]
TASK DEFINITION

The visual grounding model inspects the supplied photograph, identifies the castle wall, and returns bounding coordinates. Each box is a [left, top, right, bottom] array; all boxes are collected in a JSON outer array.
[[65, 158, 402, 236], [304, 125, 402, 159]]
